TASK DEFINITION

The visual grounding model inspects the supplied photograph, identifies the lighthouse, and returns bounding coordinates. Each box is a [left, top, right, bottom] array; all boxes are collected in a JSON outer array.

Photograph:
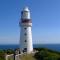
[[19, 7, 33, 53]]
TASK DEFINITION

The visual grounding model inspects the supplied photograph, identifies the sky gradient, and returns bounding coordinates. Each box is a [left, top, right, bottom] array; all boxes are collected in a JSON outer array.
[[0, 0, 60, 44]]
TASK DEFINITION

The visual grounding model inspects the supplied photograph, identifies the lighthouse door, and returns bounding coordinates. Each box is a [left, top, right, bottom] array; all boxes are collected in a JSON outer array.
[[23, 48, 27, 52]]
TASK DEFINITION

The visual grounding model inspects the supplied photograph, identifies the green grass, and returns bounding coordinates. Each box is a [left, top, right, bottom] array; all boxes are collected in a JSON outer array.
[[20, 54, 36, 60]]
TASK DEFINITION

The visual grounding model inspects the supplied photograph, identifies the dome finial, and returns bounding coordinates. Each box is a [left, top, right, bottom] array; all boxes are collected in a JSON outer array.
[[23, 6, 29, 11]]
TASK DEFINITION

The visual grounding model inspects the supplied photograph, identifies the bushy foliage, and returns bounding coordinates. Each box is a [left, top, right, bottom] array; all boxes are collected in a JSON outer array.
[[0, 49, 14, 60], [0, 50, 5, 60], [34, 48, 60, 60], [6, 49, 14, 54]]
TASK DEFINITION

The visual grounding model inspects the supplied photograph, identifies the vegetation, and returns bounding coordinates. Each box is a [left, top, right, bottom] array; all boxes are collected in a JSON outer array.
[[0, 49, 14, 60], [34, 48, 60, 60], [6, 49, 14, 54], [0, 48, 60, 60], [20, 54, 35, 60], [0, 49, 5, 60]]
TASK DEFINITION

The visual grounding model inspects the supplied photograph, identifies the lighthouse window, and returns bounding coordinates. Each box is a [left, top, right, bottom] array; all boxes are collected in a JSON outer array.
[[23, 48, 27, 52], [24, 33, 27, 36], [24, 48, 27, 52], [24, 28, 27, 30], [25, 40, 27, 42]]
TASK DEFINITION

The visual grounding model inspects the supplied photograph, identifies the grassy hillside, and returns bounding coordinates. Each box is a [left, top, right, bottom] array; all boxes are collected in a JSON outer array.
[[0, 48, 60, 60], [0, 49, 14, 60], [20, 54, 35, 60], [34, 48, 60, 60]]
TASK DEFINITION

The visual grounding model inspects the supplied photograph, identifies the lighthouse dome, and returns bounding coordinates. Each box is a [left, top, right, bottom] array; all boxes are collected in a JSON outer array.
[[23, 7, 30, 11], [21, 6, 30, 19]]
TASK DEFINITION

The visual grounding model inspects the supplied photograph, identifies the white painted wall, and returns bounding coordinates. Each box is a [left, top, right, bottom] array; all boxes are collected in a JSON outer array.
[[20, 23, 33, 53]]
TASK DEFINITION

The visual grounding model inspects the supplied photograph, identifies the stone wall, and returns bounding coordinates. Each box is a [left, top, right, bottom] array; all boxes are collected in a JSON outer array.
[[5, 54, 21, 60]]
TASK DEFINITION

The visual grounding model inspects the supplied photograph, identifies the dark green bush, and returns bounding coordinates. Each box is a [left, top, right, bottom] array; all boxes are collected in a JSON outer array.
[[34, 48, 60, 60]]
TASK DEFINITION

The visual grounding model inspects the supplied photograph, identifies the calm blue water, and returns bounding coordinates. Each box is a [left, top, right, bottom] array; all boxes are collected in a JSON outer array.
[[34, 44, 60, 52], [0, 44, 60, 52]]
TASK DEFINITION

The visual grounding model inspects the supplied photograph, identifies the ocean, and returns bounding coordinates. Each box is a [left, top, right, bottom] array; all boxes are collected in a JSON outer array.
[[0, 44, 60, 52]]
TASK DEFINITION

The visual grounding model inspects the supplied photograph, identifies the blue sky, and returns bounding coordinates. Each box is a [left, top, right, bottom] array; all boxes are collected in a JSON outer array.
[[0, 0, 60, 44]]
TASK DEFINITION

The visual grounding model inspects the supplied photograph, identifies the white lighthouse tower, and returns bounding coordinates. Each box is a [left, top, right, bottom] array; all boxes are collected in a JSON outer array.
[[20, 7, 33, 53]]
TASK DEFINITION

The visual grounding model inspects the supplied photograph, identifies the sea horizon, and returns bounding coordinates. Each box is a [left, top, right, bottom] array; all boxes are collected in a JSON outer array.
[[0, 44, 60, 52]]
